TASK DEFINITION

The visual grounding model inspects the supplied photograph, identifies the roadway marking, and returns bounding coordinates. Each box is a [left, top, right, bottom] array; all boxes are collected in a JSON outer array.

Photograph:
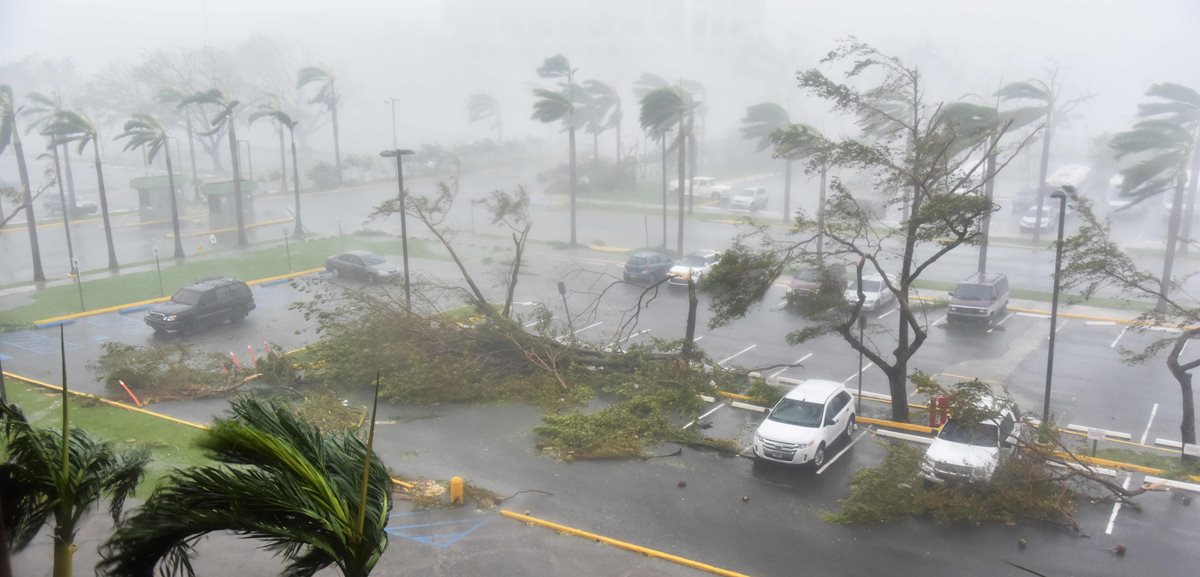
[[718, 344, 757, 366], [618, 329, 650, 343], [573, 321, 603, 334], [1140, 403, 1159, 446], [1085, 321, 1117, 326], [1182, 339, 1191, 358], [769, 352, 813, 379], [1105, 474, 1132, 535], [878, 308, 896, 319], [986, 313, 1013, 333], [1017, 312, 1050, 319], [816, 429, 868, 475], [682, 402, 726, 430], [1047, 319, 1067, 339], [843, 362, 875, 384], [931, 315, 947, 327], [523, 315, 554, 328], [1110, 326, 1128, 349]]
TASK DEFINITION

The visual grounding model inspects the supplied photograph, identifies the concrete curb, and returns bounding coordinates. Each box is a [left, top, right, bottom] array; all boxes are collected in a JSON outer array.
[[500, 510, 753, 577]]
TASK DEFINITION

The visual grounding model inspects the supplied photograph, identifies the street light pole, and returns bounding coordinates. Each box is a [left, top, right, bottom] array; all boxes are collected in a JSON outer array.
[[385, 98, 400, 150], [1042, 185, 1072, 430], [381, 148, 415, 310], [238, 139, 253, 183]]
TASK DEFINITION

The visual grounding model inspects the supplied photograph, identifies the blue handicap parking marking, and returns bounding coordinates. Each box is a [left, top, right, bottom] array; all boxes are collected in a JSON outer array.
[[385, 517, 490, 548], [91, 335, 112, 342], [0, 331, 82, 355], [83, 314, 149, 336], [0, 353, 10, 361]]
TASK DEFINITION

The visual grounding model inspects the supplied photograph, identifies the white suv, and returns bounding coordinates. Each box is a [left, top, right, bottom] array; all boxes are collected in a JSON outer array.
[[920, 398, 1023, 484], [752, 380, 856, 467]]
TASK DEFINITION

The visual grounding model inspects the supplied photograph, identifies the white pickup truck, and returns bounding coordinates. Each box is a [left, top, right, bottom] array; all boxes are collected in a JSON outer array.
[[672, 176, 733, 201]]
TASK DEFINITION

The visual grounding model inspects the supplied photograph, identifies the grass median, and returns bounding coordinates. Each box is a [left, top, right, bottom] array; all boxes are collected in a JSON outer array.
[[0, 233, 438, 328]]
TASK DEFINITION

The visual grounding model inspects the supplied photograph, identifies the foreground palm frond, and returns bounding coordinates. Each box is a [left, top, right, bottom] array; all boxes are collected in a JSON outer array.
[[97, 397, 392, 577]]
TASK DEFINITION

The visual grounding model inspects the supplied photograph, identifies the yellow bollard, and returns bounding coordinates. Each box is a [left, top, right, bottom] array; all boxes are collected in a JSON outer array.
[[449, 476, 464, 505], [198, 243, 205, 254]]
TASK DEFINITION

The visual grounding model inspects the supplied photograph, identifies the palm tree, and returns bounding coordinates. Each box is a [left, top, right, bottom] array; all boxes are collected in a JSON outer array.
[[22, 91, 78, 211], [43, 108, 120, 270], [466, 93, 502, 143], [0, 86, 46, 281], [635, 75, 702, 212], [254, 97, 290, 194], [532, 53, 583, 245], [741, 102, 799, 225], [178, 88, 248, 245], [297, 66, 342, 186], [583, 80, 621, 162], [116, 113, 186, 258], [1110, 83, 1200, 312], [97, 397, 393, 577], [249, 108, 304, 236], [157, 86, 203, 202], [640, 85, 695, 255], [1, 331, 149, 577]]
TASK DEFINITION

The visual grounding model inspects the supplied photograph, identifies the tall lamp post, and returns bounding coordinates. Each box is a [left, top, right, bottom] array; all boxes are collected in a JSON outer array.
[[381, 148, 415, 309], [384, 97, 401, 149], [238, 139, 253, 183], [1042, 184, 1072, 431]]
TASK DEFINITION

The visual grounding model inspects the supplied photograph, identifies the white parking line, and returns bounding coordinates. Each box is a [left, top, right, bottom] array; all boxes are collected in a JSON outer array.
[[1140, 403, 1159, 446], [718, 344, 758, 366], [1047, 319, 1067, 339], [524, 315, 554, 328], [816, 430, 869, 475], [682, 402, 726, 430], [1182, 339, 1191, 358], [618, 329, 650, 343], [573, 321, 603, 335], [1110, 326, 1128, 349], [843, 362, 875, 384], [986, 313, 1013, 333], [1085, 320, 1117, 326], [1105, 474, 1132, 535], [769, 352, 814, 379], [1017, 312, 1049, 319], [878, 308, 896, 319], [931, 315, 947, 327]]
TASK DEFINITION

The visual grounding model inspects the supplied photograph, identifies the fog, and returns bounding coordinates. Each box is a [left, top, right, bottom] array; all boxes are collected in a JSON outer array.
[[2, 0, 1199, 185]]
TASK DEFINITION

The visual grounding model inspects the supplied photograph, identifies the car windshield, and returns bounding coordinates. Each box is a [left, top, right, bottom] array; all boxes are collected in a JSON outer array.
[[954, 284, 992, 300], [795, 268, 829, 282], [938, 419, 999, 447], [768, 398, 824, 428], [361, 253, 386, 265], [171, 288, 204, 305], [627, 256, 647, 266], [735, 191, 755, 198], [849, 278, 882, 293], [1024, 206, 1053, 218], [679, 255, 707, 267]]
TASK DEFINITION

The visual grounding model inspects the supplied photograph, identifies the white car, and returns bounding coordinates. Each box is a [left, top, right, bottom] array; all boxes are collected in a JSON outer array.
[[729, 187, 768, 210], [1018, 204, 1060, 231], [667, 250, 721, 288], [843, 274, 894, 312], [920, 398, 1023, 484], [752, 380, 856, 467]]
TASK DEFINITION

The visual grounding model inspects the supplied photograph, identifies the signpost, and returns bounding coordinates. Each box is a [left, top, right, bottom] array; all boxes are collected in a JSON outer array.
[[283, 229, 292, 272], [1087, 427, 1104, 456], [209, 234, 219, 260], [153, 246, 164, 296], [72, 257, 85, 311]]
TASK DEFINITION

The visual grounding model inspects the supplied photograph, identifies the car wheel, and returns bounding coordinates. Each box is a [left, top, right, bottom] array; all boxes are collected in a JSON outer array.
[[844, 414, 857, 439], [153, 327, 166, 336], [331, 267, 341, 278], [367, 273, 378, 284], [1000, 301, 1008, 316], [229, 307, 247, 323], [812, 444, 826, 468]]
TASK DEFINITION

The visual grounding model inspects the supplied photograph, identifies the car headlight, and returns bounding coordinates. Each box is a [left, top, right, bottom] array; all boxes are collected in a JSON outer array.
[[795, 440, 814, 448], [165, 315, 177, 322]]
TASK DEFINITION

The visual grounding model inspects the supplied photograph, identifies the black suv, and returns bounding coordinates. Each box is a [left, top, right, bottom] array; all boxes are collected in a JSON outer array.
[[947, 272, 1009, 324], [145, 278, 256, 334]]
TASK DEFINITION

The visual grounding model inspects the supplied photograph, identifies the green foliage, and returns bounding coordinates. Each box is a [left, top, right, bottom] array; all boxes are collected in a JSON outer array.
[[253, 344, 299, 387], [89, 342, 230, 402], [307, 160, 339, 189]]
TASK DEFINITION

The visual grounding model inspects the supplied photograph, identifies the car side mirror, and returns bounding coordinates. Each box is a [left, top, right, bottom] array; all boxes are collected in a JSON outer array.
[[948, 291, 955, 298], [826, 416, 838, 426]]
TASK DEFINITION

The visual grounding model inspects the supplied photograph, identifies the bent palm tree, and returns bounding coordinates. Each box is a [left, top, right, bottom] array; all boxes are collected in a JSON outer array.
[[640, 86, 694, 255], [1, 85, 45, 281], [249, 108, 304, 236], [22, 91, 78, 210], [583, 80, 621, 161], [157, 86, 203, 202], [43, 108, 120, 270], [467, 93, 502, 143], [741, 102, 797, 225], [179, 88, 248, 245], [97, 397, 392, 577], [532, 54, 584, 245], [116, 113, 186, 258], [255, 97, 289, 194], [297, 66, 342, 186]]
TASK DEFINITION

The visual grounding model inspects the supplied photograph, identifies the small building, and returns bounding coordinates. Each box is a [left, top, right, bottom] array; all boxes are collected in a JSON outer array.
[[200, 179, 256, 230], [130, 174, 187, 222]]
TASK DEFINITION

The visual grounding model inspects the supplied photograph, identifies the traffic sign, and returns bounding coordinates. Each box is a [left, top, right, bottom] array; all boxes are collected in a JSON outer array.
[[209, 234, 218, 245]]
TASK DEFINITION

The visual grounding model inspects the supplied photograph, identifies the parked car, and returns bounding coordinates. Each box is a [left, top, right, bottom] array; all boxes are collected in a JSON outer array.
[[674, 176, 734, 201], [729, 187, 768, 210], [667, 250, 722, 288], [42, 194, 99, 217], [947, 272, 1009, 324], [786, 264, 848, 300], [752, 379, 856, 467], [920, 398, 1023, 484], [623, 251, 676, 284], [325, 251, 401, 282], [843, 273, 894, 312], [144, 277, 256, 334], [1019, 204, 1060, 231]]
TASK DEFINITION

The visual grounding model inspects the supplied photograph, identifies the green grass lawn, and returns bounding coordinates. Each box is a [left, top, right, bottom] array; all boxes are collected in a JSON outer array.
[[0, 233, 439, 328], [5, 379, 212, 494]]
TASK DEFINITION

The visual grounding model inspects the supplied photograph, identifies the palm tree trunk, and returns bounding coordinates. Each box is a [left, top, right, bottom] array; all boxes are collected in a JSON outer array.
[[615, 120, 621, 164], [330, 99, 343, 187], [569, 125, 577, 245], [164, 141, 185, 258], [497, 113, 503, 144], [93, 143, 119, 270], [62, 143, 77, 209], [14, 131, 45, 282], [227, 120, 248, 245], [278, 126, 288, 193], [51, 146, 77, 274], [593, 132, 599, 162], [291, 128, 304, 237], [1159, 171, 1188, 312], [661, 135, 667, 247], [1033, 106, 1054, 243], [185, 116, 201, 202], [51, 530, 74, 577], [1177, 131, 1200, 253], [979, 142, 997, 274], [676, 113, 686, 255], [782, 159, 792, 225]]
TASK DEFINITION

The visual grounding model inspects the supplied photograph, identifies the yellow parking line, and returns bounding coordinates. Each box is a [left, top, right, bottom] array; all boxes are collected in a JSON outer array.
[[500, 510, 753, 577], [4, 370, 209, 430], [168, 216, 295, 238]]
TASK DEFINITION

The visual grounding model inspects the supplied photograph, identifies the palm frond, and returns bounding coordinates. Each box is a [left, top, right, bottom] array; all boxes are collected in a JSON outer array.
[[740, 102, 789, 152], [0, 85, 15, 154], [467, 93, 499, 124], [632, 73, 670, 99], [639, 86, 686, 135], [1119, 151, 1188, 195], [177, 88, 225, 109], [996, 80, 1051, 103], [531, 88, 572, 124], [536, 54, 572, 80], [43, 109, 96, 155], [1145, 82, 1200, 108]]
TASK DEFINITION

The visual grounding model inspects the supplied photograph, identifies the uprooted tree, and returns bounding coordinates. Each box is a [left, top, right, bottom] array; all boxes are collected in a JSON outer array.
[[702, 39, 1038, 422]]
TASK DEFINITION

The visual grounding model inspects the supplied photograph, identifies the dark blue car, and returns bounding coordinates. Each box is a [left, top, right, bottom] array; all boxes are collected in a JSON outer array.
[[623, 251, 676, 284]]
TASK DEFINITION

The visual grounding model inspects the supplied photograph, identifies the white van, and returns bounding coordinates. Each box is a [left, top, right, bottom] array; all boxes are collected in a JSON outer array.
[[920, 398, 1022, 484]]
